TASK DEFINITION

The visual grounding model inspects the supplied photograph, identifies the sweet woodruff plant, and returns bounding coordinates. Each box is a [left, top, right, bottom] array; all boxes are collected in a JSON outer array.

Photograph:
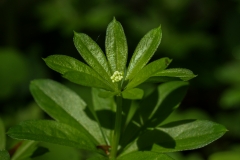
[[5, 18, 227, 160]]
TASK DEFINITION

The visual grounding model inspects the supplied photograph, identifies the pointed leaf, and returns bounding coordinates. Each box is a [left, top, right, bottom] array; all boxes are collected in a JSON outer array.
[[7, 120, 103, 154], [106, 18, 128, 73], [122, 120, 227, 155], [126, 58, 171, 89], [30, 79, 105, 144], [122, 88, 144, 100], [118, 151, 174, 160], [44, 55, 114, 91], [150, 120, 228, 152], [153, 68, 197, 81], [0, 117, 6, 150], [98, 90, 118, 98], [125, 26, 162, 80], [63, 71, 114, 91], [0, 150, 10, 160], [73, 32, 111, 80]]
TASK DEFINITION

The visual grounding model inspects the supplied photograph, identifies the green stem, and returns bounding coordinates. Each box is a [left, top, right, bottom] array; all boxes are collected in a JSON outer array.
[[110, 95, 122, 159]]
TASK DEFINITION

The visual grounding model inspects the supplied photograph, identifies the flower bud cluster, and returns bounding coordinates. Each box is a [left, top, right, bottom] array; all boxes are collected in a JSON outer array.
[[111, 71, 123, 83]]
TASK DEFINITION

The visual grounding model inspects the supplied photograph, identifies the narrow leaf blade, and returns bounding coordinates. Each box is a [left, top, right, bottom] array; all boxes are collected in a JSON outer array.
[[7, 120, 102, 153], [106, 18, 128, 73], [63, 71, 114, 91], [122, 88, 144, 100], [126, 58, 171, 89], [125, 26, 162, 80], [151, 120, 228, 152], [73, 32, 112, 79], [44, 55, 114, 91], [153, 68, 197, 81], [118, 151, 174, 160]]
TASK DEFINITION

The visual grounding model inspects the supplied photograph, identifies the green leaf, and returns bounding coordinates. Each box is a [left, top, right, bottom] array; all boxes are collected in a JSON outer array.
[[153, 68, 197, 81], [0, 117, 6, 150], [148, 81, 189, 127], [0, 150, 10, 160], [122, 88, 144, 100], [73, 32, 112, 80], [122, 120, 227, 155], [63, 71, 114, 91], [7, 120, 103, 154], [98, 90, 118, 98], [44, 55, 114, 91], [87, 154, 109, 160], [106, 18, 128, 73], [30, 79, 105, 144], [118, 151, 174, 160], [151, 120, 228, 152], [126, 58, 171, 89], [125, 26, 162, 80], [11, 141, 39, 160], [120, 81, 188, 152]]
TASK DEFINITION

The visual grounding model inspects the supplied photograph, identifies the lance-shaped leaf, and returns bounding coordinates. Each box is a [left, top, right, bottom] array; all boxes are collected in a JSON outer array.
[[0, 150, 10, 160], [44, 55, 114, 91], [105, 18, 128, 73], [118, 151, 174, 160], [125, 26, 162, 80], [73, 32, 111, 80], [126, 58, 171, 89], [148, 120, 227, 152], [63, 71, 114, 91], [7, 120, 104, 154], [30, 79, 106, 145], [153, 68, 197, 81], [122, 88, 144, 100], [121, 120, 227, 155]]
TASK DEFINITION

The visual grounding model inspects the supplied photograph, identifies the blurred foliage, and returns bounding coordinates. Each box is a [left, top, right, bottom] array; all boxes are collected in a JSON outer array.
[[1, 0, 240, 159]]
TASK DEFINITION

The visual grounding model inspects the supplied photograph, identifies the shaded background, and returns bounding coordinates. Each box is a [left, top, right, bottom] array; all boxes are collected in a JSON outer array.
[[1, 0, 240, 159]]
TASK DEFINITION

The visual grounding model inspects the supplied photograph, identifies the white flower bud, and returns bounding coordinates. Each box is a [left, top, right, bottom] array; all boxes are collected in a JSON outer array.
[[111, 71, 123, 83]]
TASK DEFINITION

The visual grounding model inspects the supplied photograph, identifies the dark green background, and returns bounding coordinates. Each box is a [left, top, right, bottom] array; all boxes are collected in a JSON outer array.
[[1, 0, 240, 159]]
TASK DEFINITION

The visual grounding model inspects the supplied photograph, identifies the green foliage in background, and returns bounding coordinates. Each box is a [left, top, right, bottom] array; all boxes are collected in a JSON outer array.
[[5, 19, 227, 160]]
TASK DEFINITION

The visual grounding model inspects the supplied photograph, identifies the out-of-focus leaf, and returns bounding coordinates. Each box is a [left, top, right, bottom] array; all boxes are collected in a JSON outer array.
[[106, 18, 128, 73], [118, 151, 174, 160], [11, 141, 39, 160], [0, 117, 5, 150], [0, 49, 28, 100], [125, 26, 162, 80], [73, 32, 112, 80], [209, 151, 240, 160], [30, 79, 105, 144], [219, 87, 240, 109], [126, 58, 171, 89], [7, 120, 103, 154], [63, 71, 114, 91], [122, 88, 144, 100], [122, 120, 227, 155], [0, 150, 10, 160], [153, 68, 197, 81], [44, 55, 114, 91]]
